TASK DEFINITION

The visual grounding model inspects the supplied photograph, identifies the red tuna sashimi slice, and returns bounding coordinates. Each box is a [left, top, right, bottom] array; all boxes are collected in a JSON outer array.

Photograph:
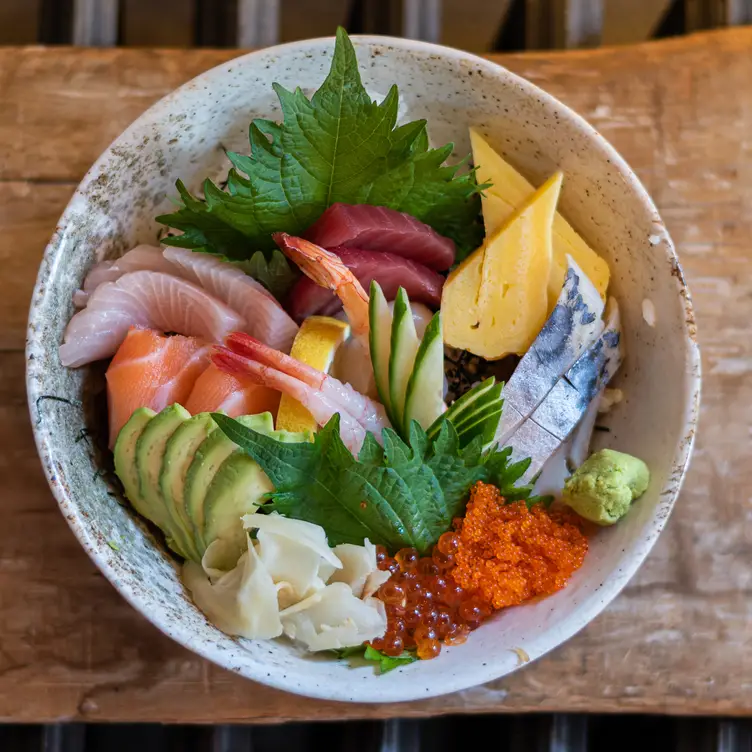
[[60, 271, 245, 368], [163, 247, 298, 353], [286, 248, 445, 322], [106, 328, 211, 447], [304, 203, 456, 271], [75, 245, 178, 307], [184, 362, 280, 418]]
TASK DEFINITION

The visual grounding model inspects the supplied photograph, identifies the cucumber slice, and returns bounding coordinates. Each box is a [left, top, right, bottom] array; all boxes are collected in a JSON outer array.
[[403, 312, 445, 432], [453, 404, 504, 446], [427, 377, 504, 447], [388, 288, 420, 432], [368, 280, 393, 421]]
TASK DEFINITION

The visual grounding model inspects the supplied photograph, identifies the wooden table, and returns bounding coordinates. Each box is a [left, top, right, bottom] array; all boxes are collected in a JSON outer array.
[[1, 29, 751, 723]]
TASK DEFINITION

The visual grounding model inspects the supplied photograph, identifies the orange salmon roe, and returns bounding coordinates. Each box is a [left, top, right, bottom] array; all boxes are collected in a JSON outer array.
[[371, 482, 588, 661], [450, 482, 588, 610]]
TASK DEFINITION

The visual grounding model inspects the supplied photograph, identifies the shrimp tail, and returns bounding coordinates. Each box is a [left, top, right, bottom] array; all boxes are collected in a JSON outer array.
[[274, 234, 371, 342], [273, 234, 356, 292], [274, 233, 369, 305]]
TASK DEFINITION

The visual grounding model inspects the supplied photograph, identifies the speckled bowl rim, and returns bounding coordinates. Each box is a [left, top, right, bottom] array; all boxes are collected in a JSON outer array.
[[27, 34, 701, 703]]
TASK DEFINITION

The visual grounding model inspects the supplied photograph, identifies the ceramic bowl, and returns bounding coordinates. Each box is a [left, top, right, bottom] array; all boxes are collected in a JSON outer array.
[[26, 35, 701, 703]]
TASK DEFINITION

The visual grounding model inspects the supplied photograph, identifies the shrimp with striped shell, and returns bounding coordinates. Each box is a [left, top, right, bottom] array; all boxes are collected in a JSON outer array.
[[212, 348, 366, 454], [225, 333, 390, 438]]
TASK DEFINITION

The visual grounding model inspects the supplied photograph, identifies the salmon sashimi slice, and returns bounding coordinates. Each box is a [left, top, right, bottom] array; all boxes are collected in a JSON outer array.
[[106, 329, 211, 447], [304, 203, 456, 270], [163, 247, 298, 353], [60, 271, 245, 368], [286, 248, 445, 322], [74, 245, 178, 307], [184, 362, 280, 418]]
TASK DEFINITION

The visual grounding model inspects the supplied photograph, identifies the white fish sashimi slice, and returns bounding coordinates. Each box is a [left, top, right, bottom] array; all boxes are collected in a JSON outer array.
[[82, 259, 116, 293], [164, 247, 298, 353], [59, 271, 245, 367], [72, 289, 89, 308], [75, 245, 178, 306]]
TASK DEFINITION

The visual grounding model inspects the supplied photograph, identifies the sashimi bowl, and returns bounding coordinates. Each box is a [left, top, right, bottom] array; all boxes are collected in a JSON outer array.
[[27, 30, 700, 703]]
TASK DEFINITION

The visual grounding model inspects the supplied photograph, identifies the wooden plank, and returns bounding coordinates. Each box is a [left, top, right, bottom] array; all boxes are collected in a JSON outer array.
[[0, 183, 72, 351], [0, 47, 240, 183], [1, 29, 752, 720]]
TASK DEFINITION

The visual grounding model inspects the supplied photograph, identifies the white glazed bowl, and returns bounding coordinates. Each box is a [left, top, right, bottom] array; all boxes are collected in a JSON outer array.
[[27, 35, 700, 703]]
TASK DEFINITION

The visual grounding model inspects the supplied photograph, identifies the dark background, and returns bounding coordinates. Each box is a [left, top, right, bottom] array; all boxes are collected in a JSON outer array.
[[2, 714, 752, 750], [1, 0, 750, 50]]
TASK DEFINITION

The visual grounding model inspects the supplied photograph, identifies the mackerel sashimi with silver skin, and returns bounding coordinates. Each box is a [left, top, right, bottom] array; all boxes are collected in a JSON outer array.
[[504, 298, 623, 481], [494, 257, 605, 447], [56, 27, 649, 671]]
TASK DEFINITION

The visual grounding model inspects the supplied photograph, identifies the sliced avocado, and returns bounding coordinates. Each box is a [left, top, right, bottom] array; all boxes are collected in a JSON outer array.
[[184, 412, 275, 556], [135, 403, 191, 558], [202, 423, 308, 565], [368, 280, 393, 421], [388, 287, 420, 433], [113, 407, 156, 518], [159, 413, 217, 563], [202, 454, 273, 568], [403, 312, 445, 432]]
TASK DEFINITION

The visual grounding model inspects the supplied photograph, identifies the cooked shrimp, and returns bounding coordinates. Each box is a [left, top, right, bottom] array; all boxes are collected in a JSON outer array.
[[212, 348, 368, 454], [273, 234, 370, 342], [225, 332, 391, 437]]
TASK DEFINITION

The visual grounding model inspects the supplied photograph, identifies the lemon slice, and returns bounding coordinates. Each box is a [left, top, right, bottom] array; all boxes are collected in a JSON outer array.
[[276, 316, 351, 433]]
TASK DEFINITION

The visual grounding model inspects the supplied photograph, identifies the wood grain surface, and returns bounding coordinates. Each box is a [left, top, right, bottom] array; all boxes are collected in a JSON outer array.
[[1, 30, 751, 722]]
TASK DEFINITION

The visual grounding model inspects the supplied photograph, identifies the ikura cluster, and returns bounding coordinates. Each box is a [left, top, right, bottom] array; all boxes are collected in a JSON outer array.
[[371, 481, 590, 661], [371, 533, 491, 660]]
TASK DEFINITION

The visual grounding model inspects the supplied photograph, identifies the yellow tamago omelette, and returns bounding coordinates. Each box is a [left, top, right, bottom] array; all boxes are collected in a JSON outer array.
[[469, 128, 609, 309], [442, 172, 562, 359], [275, 316, 350, 433]]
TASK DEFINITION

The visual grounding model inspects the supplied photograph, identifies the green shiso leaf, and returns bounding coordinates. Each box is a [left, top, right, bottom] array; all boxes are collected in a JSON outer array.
[[157, 28, 484, 261]]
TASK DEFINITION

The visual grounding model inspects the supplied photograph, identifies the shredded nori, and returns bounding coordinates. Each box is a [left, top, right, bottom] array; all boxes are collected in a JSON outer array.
[[444, 347, 520, 404]]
